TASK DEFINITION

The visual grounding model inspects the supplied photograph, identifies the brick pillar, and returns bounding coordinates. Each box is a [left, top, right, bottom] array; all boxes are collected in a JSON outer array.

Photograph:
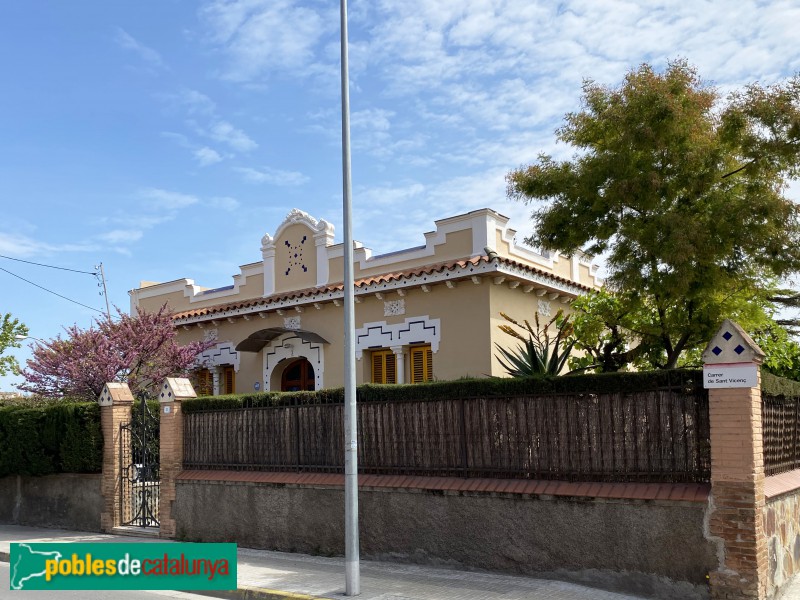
[[704, 320, 768, 600], [98, 383, 134, 533], [157, 377, 196, 539]]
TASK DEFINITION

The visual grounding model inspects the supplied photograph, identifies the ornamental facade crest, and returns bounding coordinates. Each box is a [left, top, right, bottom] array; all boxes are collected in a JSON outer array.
[[261, 208, 334, 253]]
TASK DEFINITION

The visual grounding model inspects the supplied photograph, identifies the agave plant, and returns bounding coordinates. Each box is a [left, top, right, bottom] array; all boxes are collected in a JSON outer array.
[[495, 310, 576, 377]]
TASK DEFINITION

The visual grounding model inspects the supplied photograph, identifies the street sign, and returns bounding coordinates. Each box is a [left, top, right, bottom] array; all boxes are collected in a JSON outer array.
[[703, 363, 758, 389]]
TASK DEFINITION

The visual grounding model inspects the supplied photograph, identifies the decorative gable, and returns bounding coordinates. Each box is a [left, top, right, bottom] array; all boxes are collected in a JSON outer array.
[[702, 319, 765, 365], [98, 382, 134, 406], [261, 209, 335, 296]]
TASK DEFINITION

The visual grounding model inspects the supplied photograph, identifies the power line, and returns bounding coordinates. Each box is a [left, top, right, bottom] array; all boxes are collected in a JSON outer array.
[[0, 254, 97, 275], [0, 267, 104, 314]]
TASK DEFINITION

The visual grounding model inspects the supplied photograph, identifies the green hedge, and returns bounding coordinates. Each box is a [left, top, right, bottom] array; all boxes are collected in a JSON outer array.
[[0, 402, 103, 476], [183, 369, 704, 413], [762, 371, 800, 399]]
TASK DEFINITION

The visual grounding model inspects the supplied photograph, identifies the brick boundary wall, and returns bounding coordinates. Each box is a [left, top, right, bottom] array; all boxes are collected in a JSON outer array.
[[98, 383, 134, 532], [157, 378, 196, 539]]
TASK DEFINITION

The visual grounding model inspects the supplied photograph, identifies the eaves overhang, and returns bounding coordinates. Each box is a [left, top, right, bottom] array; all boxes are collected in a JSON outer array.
[[172, 255, 592, 327]]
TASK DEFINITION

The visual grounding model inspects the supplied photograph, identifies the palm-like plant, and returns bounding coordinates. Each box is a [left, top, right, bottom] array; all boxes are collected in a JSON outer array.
[[495, 310, 575, 377]]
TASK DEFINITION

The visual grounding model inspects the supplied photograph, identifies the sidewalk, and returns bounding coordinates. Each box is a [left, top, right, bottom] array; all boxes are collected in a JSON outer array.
[[0, 524, 647, 600]]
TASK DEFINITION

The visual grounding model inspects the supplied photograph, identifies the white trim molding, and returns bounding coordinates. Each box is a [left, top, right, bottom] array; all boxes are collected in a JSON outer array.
[[196, 341, 240, 371], [354, 315, 441, 359], [263, 332, 325, 391]]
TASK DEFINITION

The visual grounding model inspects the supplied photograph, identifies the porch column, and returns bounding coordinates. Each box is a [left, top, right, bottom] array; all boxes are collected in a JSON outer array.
[[98, 383, 134, 533], [158, 377, 197, 539], [391, 345, 405, 384], [704, 319, 768, 600]]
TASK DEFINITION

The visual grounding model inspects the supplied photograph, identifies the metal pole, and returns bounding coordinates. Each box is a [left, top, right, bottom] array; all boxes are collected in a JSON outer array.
[[340, 0, 360, 595], [98, 262, 112, 320]]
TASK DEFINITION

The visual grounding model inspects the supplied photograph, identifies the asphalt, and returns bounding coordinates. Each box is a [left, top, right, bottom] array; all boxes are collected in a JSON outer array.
[[0, 524, 651, 600]]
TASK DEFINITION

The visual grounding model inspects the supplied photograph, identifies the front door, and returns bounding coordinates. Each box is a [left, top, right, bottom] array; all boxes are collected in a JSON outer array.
[[281, 358, 315, 391]]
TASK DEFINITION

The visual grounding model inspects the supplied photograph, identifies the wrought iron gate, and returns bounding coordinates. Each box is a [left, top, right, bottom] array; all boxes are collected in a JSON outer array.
[[119, 395, 160, 527]]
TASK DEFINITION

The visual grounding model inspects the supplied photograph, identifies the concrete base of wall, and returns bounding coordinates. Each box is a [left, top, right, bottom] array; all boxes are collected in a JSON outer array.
[[175, 478, 716, 600], [0, 473, 102, 532]]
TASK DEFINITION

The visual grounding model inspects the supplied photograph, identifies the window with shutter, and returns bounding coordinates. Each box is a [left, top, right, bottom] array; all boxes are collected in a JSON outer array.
[[371, 350, 397, 384], [223, 366, 236, 394], [410, 345, 433, 383], [194, 368, 213, 396]]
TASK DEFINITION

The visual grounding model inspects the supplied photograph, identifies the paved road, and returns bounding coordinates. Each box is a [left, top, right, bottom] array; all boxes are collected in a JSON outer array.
[[0, 563, 217, 600]]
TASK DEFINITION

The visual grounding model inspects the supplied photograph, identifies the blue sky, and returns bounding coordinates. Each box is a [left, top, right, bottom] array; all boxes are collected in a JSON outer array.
[[2, 0, 799, 392]]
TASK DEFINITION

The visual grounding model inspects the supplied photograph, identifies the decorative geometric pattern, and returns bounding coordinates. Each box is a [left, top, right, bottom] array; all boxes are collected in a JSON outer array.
[[203, 328, 218, 342], [284, 235, 308, 276], [537, 299, 552, 317], [702, 318, 765, 365], [384, 299, 406, 317], [284, 317, 301, 330]]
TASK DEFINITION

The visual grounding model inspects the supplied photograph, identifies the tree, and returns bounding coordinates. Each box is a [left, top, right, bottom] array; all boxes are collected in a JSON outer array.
[[19, 305, 214, 401], [508, 61, 800, 368], [0, 313, 28, 376]]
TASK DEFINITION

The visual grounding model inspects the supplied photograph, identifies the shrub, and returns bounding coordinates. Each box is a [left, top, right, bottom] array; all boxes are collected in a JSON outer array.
[[0, 402, 102, 476]]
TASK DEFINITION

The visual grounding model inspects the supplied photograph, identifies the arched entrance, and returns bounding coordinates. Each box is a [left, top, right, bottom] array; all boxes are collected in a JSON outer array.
[[281, 358, 315, 391]]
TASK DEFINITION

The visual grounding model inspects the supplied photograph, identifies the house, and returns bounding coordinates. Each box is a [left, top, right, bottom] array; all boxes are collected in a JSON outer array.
[[129, 208, 601, 395]]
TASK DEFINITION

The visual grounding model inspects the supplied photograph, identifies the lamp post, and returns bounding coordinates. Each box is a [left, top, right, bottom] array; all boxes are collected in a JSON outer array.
[[340, 0, 360, 595]]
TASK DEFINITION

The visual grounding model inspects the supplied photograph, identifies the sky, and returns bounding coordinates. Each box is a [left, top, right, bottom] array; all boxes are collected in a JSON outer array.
[[1, 0, 799, 392]]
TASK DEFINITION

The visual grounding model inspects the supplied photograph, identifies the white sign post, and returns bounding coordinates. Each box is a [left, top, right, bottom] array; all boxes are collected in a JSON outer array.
[[703, 363, 759, 389]]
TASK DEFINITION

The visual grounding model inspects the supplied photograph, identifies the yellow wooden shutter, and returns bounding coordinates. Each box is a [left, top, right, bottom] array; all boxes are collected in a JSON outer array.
[[385, 352, 396, 384], [371, 352, 384, 383], [194, 369, 213, 396], [372, 350, 397, 384], [224, 366, 235, 394], [410, 346, 432, 383]]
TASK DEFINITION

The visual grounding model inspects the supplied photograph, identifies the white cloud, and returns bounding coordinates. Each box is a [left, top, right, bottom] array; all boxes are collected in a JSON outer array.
[[198, 0, 333, 82], [235, 166, 308, 186], [194, 146, 224, 166], [208, 120, 258, 152], [208, 196, 241, 211], [114, 28, 167, 70], [139, 188, 200, 210], [98, 229, 144, 244], [157, 88, 216, 115], [0, 233, 98, 258]]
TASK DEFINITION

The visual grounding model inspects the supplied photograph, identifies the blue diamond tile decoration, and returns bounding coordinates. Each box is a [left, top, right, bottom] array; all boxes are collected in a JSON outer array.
[[734, 344, 745, 355], [722, 331, 733, 341], [712, 346, 722, 356]]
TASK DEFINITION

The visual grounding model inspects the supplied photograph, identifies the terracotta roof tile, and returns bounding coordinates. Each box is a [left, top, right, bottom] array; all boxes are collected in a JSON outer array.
[[171, 255, 592, 322]]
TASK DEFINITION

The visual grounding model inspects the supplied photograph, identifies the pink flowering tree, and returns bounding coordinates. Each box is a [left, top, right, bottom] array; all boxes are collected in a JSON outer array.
[[19, 305, 214, 401]]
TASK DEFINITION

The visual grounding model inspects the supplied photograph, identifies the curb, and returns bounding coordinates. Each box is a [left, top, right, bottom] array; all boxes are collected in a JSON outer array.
[[0, 552, 330, 600], [191, 587, 331, 600]]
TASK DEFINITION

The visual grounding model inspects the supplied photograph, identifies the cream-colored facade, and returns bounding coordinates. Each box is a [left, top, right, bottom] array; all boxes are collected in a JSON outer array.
[[130, 208, 601, 394]]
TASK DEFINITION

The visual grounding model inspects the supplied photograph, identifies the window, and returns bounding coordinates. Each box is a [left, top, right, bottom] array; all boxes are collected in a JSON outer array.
[[194, 368, 213, 397], [410, 345, 433, 383], [371, 349, 397, 384], [223, 366, 236, 395]]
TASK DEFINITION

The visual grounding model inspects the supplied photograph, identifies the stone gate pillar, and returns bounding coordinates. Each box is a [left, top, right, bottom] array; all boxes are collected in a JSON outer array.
[[158, 377, 196, 539], [99, 383, 134, 532], [704, 319, 768, 599]]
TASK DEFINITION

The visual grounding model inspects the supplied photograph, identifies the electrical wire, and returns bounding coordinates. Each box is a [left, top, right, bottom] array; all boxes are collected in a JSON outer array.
[[0, 266, 104, 313], [0, 254, 97, 275]]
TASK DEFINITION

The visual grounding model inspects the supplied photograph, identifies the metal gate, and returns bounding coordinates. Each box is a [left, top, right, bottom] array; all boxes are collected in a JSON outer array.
[[119, 395, 160, 528]]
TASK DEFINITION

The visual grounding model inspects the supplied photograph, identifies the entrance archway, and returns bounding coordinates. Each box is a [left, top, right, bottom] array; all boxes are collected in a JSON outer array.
[[281, 358, 315, 391]]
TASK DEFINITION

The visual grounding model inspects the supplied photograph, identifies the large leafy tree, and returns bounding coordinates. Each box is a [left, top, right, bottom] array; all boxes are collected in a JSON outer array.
[[19, 305, 214, 401], [0, 313, 28, 376], [508, 61, 800, 368]]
